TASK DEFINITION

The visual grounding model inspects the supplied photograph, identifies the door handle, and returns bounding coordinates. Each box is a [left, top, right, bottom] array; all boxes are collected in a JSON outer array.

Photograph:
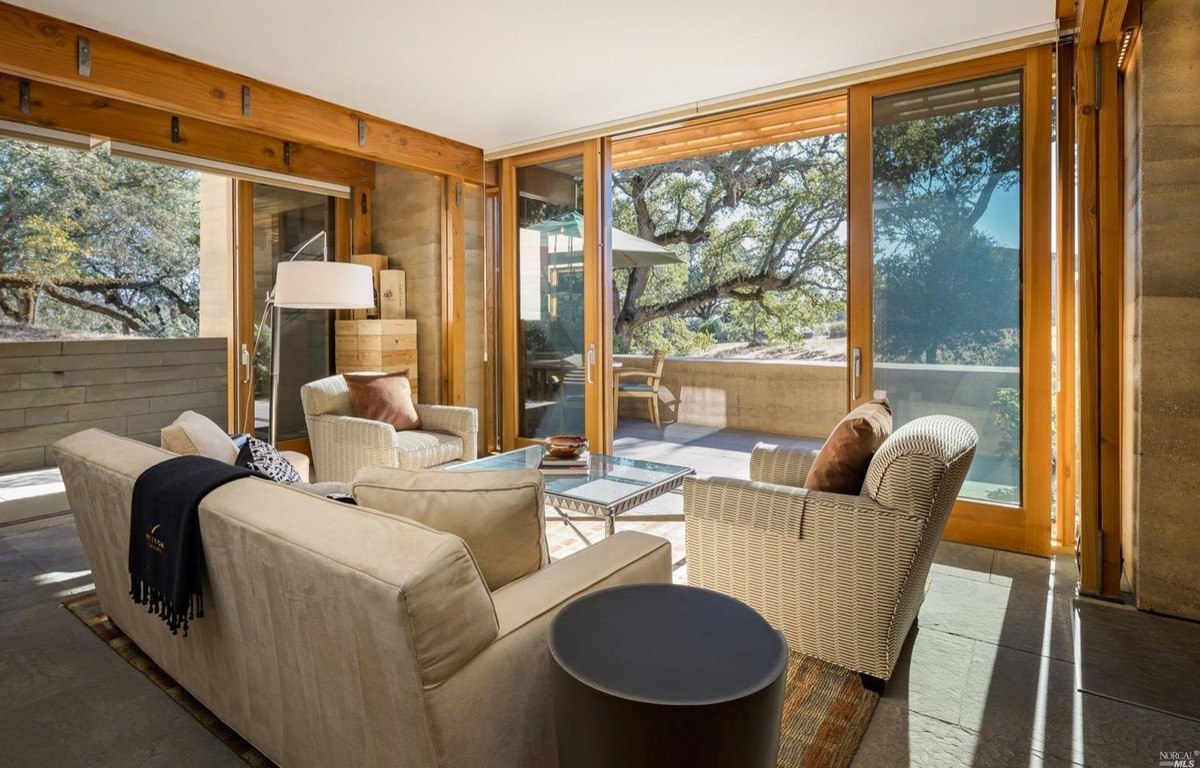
[[240, 343, 252, 384], [852, 347, 862, 401], [586, 344, 596, 385]]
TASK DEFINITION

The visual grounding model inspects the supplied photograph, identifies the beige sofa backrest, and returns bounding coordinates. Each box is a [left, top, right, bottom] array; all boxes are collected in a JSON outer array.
[[53, 429, 498, 768]]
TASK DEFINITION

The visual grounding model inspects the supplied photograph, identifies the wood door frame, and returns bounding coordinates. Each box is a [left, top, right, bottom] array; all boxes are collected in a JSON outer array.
[[229, 180, 353, 454], [498, 140, 613, 452], [847, 46, 1055, 556]]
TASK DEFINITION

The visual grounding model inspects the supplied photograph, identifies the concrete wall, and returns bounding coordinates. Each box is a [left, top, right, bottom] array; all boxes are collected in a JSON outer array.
[[372, 165, 443, 404], [615, 355, 846, 439], [1129, 0, 1200, 620], [0, 338, 228, 471], [464, 183, 487, 450]]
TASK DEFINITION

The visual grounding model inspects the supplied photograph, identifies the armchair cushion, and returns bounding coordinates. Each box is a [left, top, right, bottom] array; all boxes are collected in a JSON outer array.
[[352, 466, 548, 591], [393, 430, 464, 469], [345, 371, 421, 431], [805, 398, 892, 494]]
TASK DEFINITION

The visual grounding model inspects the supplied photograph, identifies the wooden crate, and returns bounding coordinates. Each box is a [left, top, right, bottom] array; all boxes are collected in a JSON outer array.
[[349, 254, 389, 320], [380, 269, 406, 319], [334, 319, 420, 399]]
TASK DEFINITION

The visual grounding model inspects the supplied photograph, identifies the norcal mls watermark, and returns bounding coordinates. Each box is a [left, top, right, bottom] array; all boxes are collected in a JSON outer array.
[[1159, 750, 1200, 767]]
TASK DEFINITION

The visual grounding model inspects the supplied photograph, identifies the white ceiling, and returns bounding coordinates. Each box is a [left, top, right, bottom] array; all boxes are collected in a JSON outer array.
[[13, 0, 1055, 154]]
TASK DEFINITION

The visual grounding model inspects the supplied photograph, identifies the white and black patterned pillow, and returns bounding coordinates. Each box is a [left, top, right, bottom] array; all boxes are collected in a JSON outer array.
[[235, 436, 303, 484]]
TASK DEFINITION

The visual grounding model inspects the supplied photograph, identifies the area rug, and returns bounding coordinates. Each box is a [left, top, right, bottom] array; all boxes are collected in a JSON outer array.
[[65, 590, 878, 767]]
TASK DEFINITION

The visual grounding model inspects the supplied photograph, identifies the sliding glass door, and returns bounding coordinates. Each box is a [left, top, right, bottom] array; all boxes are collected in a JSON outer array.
[[848, 49, 1053, 554], [499, 141, 613, 451], [231, 181, 341, 449]]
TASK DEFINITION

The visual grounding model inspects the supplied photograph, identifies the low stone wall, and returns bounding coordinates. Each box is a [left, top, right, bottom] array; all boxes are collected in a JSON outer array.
[[615, 355, 846, 439], [0, 338, 227, 472]]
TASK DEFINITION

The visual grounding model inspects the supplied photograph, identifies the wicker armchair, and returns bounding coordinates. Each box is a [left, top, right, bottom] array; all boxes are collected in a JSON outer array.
[[300, 374, 478, 482], [684, 415, 977, 685]]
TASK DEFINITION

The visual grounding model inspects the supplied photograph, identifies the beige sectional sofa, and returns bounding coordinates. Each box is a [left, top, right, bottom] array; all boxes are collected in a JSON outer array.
[[54, 429, 672, 768]]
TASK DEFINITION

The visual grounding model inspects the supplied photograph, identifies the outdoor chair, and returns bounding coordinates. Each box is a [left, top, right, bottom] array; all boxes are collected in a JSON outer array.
[[616, 349, 666, 428], [683, 415, 978, 687]]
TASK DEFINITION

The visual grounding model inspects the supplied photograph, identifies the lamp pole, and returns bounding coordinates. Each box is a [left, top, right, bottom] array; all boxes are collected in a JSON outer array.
[[266, 230, 327, 446]]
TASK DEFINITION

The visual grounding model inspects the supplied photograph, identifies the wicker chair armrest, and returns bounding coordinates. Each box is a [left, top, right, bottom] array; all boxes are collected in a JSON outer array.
[[414, 404, 479, 461], [307, 413, 396, 449], [683, 476, 809, 538], [749, 443, 820, 487], [685, 475, 921, 541]]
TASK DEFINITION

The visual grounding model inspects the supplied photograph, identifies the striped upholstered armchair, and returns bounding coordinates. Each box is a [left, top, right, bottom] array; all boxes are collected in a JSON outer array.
[[301, 374, 478, 482], [683, 415, 977, 688]]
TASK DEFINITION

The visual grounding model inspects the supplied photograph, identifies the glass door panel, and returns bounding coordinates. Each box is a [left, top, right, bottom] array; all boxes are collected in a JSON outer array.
[[501, 141, 611, 450], [515, 156, 587, 440], [870, 71, 1024, 505], [245, 183, 338, 444]]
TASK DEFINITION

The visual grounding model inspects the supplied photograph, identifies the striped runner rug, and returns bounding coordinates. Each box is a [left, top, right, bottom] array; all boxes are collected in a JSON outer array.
[[65, 590, 877, 767]]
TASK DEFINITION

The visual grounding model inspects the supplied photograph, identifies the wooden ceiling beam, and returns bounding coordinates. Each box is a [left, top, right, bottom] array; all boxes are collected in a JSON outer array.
[[0, 1, 483, 182], [0, 73, 374, 188]]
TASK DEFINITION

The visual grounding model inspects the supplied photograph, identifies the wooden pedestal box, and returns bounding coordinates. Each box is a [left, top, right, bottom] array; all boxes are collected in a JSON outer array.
[[334, 319, 420, 400]]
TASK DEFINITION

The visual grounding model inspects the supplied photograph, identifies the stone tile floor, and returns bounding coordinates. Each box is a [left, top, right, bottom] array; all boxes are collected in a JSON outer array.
[[1, 421, 1198, 766]]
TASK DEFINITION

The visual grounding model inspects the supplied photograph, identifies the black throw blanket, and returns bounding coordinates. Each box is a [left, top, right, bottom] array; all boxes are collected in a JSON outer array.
[[129, 455, 254, 636]]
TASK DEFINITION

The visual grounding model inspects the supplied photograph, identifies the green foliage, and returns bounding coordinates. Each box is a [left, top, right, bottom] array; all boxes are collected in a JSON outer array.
[[612, 134, 848, 357], [990, 386, 1021, 461], [0, 137, 201, 338], [872, 98, 1022, 366]]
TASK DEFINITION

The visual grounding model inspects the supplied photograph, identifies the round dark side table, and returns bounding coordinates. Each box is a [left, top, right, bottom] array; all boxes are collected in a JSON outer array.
[[549, 583, 788, 768]]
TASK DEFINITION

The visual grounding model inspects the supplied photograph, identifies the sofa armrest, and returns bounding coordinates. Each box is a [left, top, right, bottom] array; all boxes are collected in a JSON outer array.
[[491, 531, 672, 638], [279, 450, 311, 483], [414, 404, 479, 461], [421, 531, 671, 768], [749, 442, 820, 487]]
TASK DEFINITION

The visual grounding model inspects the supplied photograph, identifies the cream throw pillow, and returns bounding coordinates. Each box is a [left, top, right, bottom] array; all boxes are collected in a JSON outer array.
[[352, 466, 548, 591], [160, 410, 238, 464]]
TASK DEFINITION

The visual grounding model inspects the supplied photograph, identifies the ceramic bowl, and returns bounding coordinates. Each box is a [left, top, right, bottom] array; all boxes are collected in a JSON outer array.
[[546, 435, 589, 459]]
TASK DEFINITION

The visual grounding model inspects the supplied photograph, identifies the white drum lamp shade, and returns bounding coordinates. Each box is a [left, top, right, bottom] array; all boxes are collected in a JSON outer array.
[[273, 261, 375, 309]]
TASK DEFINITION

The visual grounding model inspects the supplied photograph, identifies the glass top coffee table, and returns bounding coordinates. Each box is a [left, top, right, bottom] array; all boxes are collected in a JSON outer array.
[[446, 446, 693, 544]]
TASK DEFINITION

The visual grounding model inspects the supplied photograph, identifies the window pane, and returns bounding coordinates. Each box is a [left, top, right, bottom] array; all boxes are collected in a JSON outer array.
[[871, 71, 1023, 504], [517, 156, 586, 439], [251, 184, 336, 443]]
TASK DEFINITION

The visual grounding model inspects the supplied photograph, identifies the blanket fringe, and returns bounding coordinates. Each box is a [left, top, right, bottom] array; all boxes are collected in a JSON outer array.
[[130, 577, 203, 637]]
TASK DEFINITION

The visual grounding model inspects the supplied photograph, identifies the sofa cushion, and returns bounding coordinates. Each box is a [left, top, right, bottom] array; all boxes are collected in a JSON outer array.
[[345, 371, 421, 431], [805, 398, 892, 495], [160, 411, 238, 464], [353, 466, 548, 591], [394, 430, 464, 469]]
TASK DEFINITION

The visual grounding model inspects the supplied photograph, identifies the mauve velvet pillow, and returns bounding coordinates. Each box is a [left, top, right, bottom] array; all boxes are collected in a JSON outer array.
[[804, 398, 892, 495], [344, 371, 421, 431]]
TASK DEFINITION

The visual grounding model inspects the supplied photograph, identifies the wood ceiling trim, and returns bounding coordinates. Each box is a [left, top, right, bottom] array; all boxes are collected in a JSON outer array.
[[0, 1, 483, 182], [612, 93, 848, 170]]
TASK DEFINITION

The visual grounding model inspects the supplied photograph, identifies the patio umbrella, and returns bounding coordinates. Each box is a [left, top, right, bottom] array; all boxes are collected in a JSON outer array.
[[533, 213, 683, 269]]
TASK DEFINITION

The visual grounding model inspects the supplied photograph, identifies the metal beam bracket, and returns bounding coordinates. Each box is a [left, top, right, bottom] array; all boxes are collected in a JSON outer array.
[[358, 119, 367, 148], [77, 36, 91, 77], [241, 85, 251, 117], [282, 141, 292, 165], [18, 80, 30, 114], [170, 115, 182, 144]]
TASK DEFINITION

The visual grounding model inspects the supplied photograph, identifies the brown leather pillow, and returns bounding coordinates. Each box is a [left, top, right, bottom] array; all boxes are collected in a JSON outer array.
[[805, 398, 892, 494], [344, 371, 421, 431]]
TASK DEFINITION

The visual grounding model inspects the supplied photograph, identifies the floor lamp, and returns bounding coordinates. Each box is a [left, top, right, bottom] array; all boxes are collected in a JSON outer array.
[[267, 256, 373, 445]]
